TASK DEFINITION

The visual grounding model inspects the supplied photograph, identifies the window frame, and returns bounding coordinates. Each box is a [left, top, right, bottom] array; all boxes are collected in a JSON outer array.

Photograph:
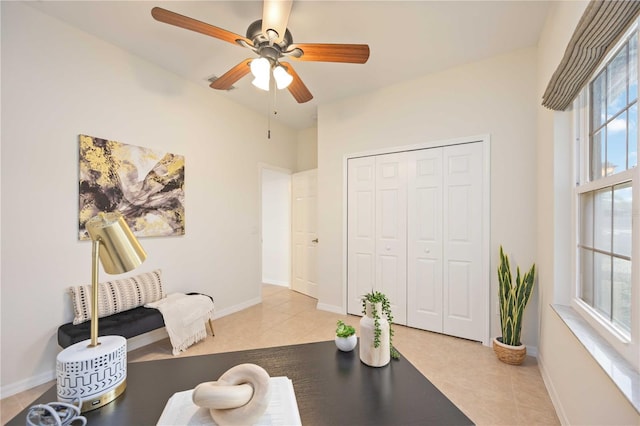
[[572, 22, 640, 370]]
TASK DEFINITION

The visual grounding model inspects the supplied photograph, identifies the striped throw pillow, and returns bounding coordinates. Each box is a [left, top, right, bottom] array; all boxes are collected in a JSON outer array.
[[68, 269, 165, 325]]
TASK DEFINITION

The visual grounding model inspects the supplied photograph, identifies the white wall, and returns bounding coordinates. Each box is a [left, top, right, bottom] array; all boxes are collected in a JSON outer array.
[[316, 47, 539, 348], [0, 2, 297, 395], [261, 168, 291, 286], [536, 1, 640, 424], [296, 126, 318, 172]]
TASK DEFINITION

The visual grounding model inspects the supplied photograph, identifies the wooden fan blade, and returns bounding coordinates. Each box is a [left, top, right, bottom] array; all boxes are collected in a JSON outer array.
[[262, 0, 293, 44], [288, 43, 370, 64], [151, 7, 251, 47], [210, 59, 253, 90], [280, 62, 313, 103]]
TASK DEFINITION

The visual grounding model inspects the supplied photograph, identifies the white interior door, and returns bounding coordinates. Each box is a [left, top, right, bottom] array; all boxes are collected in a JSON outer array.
[[347, 157, 376, 315], [291, 169, 318, 298], [442, 143, 484, 341], [375, 153, 407, 324], [407, 148, 444, 331]]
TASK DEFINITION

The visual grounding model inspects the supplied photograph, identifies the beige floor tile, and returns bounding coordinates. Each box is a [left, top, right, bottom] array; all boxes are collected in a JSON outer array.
[[1, 284, 559, 426], [1, 381, 54, 425], [517, 404, 561, 425], [0, 397, 23, 426]]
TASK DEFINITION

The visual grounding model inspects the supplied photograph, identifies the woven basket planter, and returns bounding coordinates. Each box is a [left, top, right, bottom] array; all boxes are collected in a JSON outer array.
[[493, 337, 526, 365]]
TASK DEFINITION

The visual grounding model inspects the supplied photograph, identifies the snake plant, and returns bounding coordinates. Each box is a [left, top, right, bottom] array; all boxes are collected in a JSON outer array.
[[498, 246, 536, 347]]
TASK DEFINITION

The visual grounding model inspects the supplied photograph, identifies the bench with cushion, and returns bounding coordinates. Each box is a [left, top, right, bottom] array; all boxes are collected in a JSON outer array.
[[58, 305, 164, 348], [57, 270, 214, 348]]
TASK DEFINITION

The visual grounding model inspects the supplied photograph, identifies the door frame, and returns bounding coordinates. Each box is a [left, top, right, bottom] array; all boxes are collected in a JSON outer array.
[[258, 163, 292, 296], [343, 134, 492, 346]]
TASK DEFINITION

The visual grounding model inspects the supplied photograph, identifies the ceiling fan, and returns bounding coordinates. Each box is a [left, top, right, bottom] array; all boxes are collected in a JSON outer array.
[[151, 1, 370, 104]]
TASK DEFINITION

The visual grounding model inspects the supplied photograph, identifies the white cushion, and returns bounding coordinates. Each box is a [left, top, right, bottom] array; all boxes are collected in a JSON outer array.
[[68, 269, 165, 325]]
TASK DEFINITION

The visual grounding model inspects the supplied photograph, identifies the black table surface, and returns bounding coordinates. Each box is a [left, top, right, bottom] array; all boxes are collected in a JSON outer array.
[[9, 340, 473, 425]]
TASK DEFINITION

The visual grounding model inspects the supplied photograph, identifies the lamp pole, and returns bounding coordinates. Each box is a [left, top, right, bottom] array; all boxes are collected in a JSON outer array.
[[89, 239, 101, 348]]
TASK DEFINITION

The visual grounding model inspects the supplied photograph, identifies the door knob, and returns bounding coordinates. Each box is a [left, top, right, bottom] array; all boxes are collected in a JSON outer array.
[[385, 245, 391, 251], [312, 238, 319, 243], [425, 249, 431, 253]]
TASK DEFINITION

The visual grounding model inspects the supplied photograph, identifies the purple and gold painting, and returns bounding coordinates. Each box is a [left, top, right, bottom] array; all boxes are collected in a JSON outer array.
[[79, 134, 185, 240]]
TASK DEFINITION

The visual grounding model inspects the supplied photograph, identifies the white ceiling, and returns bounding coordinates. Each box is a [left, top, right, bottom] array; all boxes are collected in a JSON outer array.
[[26, 1, 552, 130]]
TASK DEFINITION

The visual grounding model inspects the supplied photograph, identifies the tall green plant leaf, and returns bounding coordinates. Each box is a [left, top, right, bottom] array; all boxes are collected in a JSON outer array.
[[497, 246, 536, 346]]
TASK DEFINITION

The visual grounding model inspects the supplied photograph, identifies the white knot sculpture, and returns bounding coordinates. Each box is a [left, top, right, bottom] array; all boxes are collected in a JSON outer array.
[[192, 363, 271, 426]]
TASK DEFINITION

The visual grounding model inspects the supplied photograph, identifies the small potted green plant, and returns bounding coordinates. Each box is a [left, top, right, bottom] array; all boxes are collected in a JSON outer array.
[[494, 245, 536, 365], [335, 320, 357, 352], [359, 291, 399, 367]]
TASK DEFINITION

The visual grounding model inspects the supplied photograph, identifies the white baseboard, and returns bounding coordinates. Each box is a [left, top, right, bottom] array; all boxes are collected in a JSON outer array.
[[1, 370, 56, 400], [3, 296, 288, 399], [526, 345, 538, 357], [0, 329, 170, 399], [1, 295, 265, 401], [537, 351, 569, 425], [316, 302, 344, 315], [262, 279, 289, 287], [127, 328, 169, 351], [214, 297, 261, 318]]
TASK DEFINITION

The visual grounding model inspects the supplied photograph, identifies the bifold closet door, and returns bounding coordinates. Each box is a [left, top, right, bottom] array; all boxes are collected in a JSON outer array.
[[407, 148, 444, 332], [347, 156, 376, 315], [407, 142, 484, 341], [347, 153, 407, 323], [374, 152, 407, 324], [349, 143, 485, 342], [441, 142, 484, 341]]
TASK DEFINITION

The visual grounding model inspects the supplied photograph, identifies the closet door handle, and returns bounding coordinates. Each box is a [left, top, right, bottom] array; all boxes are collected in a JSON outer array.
[[312, 238, 319, 243]]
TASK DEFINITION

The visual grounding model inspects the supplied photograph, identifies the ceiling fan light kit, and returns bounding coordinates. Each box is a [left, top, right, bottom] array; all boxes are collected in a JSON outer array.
[[150, 1, 370, 105], [250, 57, 271, 90], [273, 65, 293, 89], [251, 76, 271, 91], [249, 57, 293, 91], [250, 57, 270, 77]]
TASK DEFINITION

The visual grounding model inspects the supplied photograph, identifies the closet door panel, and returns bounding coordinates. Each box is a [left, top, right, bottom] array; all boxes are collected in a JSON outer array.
[[442, 143, 484, 341], [447, 260, 472, 318], [407, 148, 444, 331], [375, 152, 407, 324], [347, 157, 376, 315]]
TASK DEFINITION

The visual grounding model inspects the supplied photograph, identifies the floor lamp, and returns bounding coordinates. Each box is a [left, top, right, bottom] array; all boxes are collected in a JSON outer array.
[[56, 212, 147, 412]]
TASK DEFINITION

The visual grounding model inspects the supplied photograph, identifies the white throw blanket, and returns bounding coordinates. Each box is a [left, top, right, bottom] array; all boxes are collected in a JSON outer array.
[[146, 293, 214, 356]]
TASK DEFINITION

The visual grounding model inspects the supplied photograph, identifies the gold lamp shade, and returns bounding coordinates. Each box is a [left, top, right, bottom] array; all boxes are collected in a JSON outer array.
[[86, 212, 147, 274]]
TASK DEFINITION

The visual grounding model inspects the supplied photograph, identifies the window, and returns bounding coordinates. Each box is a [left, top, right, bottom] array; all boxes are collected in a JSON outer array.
[[574, 25, 638, 367], [589, 32, 638, 180], [578, 184, 632, 333]]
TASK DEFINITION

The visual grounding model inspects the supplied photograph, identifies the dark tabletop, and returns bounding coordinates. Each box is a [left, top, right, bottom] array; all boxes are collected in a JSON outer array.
[[9, 340, 473, 425]]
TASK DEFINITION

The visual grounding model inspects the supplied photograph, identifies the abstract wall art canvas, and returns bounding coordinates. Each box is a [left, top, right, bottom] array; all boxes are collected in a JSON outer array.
[[79, 134, 185, 240]]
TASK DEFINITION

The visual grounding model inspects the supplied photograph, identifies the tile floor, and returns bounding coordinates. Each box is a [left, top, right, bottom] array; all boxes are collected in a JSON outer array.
[[1, 284, 559, 425]]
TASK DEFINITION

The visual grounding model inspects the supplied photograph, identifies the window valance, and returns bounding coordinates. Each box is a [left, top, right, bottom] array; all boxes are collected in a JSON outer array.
[[542, 0, 640, 111]]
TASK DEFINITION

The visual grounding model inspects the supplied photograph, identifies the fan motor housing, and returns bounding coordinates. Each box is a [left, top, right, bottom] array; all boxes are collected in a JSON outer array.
[[246, 19, 293, 55]]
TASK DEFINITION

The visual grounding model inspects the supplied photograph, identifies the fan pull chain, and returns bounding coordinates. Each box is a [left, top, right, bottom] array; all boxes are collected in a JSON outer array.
[[266, 82, 272, 139], [267, 78, 279, 140], [273, 84, 278, 118]]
